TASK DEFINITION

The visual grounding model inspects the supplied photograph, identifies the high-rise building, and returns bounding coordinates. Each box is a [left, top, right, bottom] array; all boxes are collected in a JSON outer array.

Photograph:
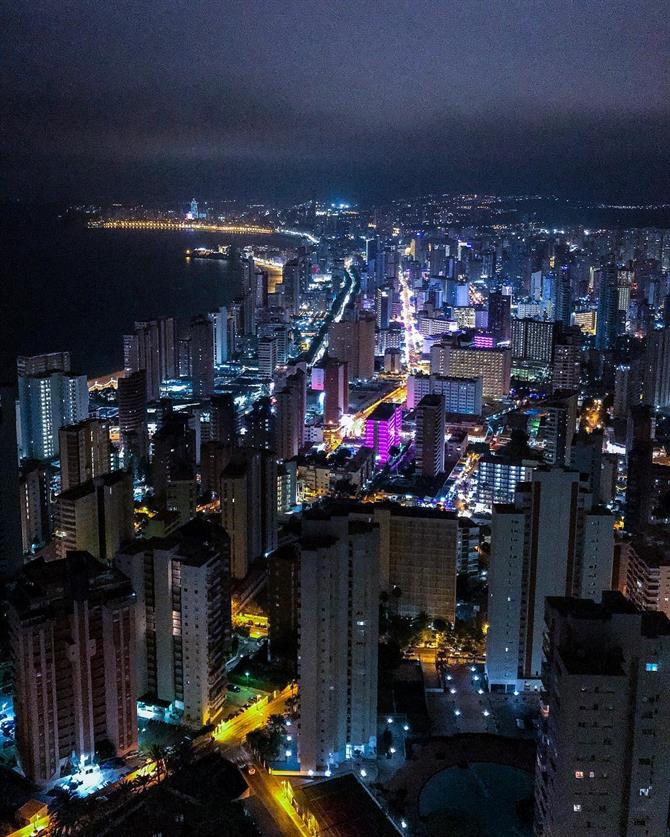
[[18, 369, 89, 461], [595, 254, 619, 351], [328, 309, 375, 381], [151, 412, 196, 507], [117, 370, 148, 459], [407, 373, 483, 415], [364, 403, 402, 464], [430, 343, 511, 399], [375, 286, 392, 330], [323, 357, 348, 426], [220, 449, 277, 578], [281, 257, 302, 311], [115, 519, 231, 728], [642, 326, 670, 410], [258, 336, 278, 378], [625, 406, 653, 534], [569, 431, 605, 503], [244, 397, 275, 450], [17, 352, 71, 377], [486, 467, 615, 692], [267, 542, 300, 665], [19, 459, 53, 556], [54, 471, 134, 562], [190, 314, 214, 398], [488, 291, 511, 342], [624, 527, 670, 619], [275, 370, 306, 460], [124, 317, 177, 401], [535, 593, 670, 836], [210, 392, 237, 446], [537, 390, 578, 467], [9, 552, 137, 784], [298, 510, 379, 773], [551, 338, 581, 393], [59, 418, 111, 491], [212, 305, 231, 366], [511, 319, 557, 364], [200, 440, 232, 496], [415, 394, 445, 477], [0, 383, 22, 577]]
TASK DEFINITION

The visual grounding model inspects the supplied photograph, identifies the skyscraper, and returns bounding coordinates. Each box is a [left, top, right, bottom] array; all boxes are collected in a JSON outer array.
[[625, 406, 653, 534], [0, 383, 22, 577], [642, 326, 670, 410], [415, 394, 445, 477], [275, 369, 306, 460], [59, 418, 111, 491], [488, 291, 511, 342], [486, 467, 615, 692], [298, 509, 379, 773], [190, 314, 214, 398], [220, 449, 277, 578], [115, 519, 231, 728], [595, 254, 619, 351], [124, 317, 177, 401], [54, 471, 134, 562], [364, 403, 401, 463], [210, 393, 237, 445], [117, 369, 147, 459], [18, 369, 89, 461], [536, 593, 670, 836], [9, 552, 137, 784], [19, 459, 53, 556], [323, 357, 348, 426], [328, 309, 375, 381]]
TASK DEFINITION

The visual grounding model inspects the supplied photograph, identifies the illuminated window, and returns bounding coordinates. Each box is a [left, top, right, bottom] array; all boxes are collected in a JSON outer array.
[[645, 663, 659, 672], [575, 771, 584, 779]]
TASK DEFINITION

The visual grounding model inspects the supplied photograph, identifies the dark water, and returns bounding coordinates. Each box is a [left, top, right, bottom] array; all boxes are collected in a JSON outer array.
[[1, 213, 289, 379]]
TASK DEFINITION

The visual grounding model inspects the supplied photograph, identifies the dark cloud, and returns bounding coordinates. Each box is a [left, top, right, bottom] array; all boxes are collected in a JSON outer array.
[[2, 0, 669, 203]]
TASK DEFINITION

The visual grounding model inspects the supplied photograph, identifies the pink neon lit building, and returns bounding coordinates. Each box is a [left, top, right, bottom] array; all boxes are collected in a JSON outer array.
[[364, 403, 402, 463]]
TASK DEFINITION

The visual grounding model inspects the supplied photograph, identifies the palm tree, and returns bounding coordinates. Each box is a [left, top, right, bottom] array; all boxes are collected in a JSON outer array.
[[49, 788, 89, 836], [144, 742, 168, 783]]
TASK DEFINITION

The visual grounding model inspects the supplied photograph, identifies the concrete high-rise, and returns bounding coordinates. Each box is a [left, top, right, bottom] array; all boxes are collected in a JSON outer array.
[[220, 448, 277, 578], [190, 314, 214, 398], [115, 519, 231, 728], [275, 369, 306, 460], [19, 460, 53, 556], [117, 370, 147, 458], [124, 317, 177, 401], [298, 510, 379, 773], [486, 467, 615, 692], [595, 254, 619, 351], [415, 394, 445, 477], [54, 471, 134, 562], [59, 418, 111, 491], [328, 309, 375, 381], [18, 369, 89, 461], [9, 552, 137, 784], [430, 343, 511, 399], [323, 357, 348, 426], [488, 291, 511, 342], [210, 392, 237, 446], [535, 593, 670, 836], [624, 527, 670, 619], [642, 326, 670, 410], [625, 406, 653, 534], [0, 383, 22, 577]]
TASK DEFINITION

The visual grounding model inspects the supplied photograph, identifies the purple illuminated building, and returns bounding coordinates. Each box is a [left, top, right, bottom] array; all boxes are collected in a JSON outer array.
[[364, 402, 402, 463]]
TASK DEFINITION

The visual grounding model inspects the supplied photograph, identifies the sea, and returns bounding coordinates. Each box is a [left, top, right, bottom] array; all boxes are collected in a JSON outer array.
[[1, 209, 291, 381]]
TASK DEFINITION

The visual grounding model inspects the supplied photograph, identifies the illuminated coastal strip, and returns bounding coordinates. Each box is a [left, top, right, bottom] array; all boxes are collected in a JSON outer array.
[[90, 219, 276, 235]]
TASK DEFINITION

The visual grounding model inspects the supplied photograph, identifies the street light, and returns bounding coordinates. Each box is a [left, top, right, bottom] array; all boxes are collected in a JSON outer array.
[[360, 768, 367, 777]]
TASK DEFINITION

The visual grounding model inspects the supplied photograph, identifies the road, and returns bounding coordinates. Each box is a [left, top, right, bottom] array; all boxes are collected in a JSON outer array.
[[245, 765, 310, 837], [214, 684, 296, 751]]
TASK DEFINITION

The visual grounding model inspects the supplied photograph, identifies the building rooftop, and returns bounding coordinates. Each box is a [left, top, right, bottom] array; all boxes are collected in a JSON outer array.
[[367, 402, 399, 422], [293, 773, 401, 837]]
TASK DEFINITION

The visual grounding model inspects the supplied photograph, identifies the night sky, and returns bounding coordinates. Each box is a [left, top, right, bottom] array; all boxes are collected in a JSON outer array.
[[2, 0, 668, 204]]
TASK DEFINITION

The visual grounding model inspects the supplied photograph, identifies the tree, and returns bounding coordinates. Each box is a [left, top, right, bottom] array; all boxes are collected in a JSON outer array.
[[143, 742, 168, 783], [50, 789, 91, 836], [433, 618, 447, 633]]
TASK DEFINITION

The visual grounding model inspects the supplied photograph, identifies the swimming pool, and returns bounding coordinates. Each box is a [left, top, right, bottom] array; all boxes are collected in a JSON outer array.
[[419, 762, 534, 836]]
